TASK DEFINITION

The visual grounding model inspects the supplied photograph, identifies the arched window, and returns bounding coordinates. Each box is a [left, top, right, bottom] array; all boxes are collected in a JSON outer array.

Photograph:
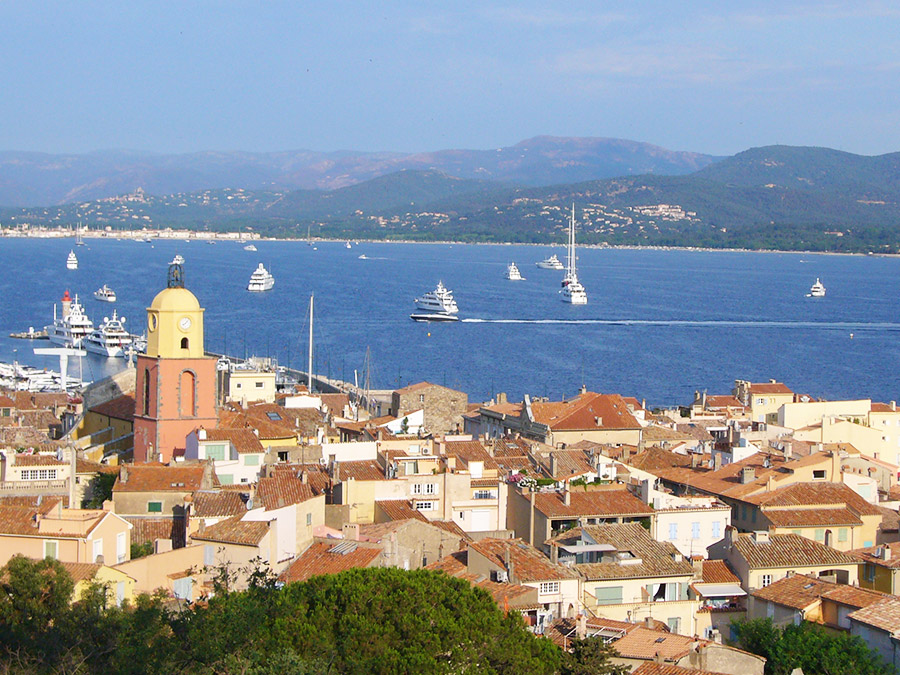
[[180, 370, 196, 417], [143, 368, 151, 416], [181, 337, 189, 351]]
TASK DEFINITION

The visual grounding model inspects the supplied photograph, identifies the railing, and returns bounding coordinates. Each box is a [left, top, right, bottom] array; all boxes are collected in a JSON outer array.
[[0, 480, 67, 493]]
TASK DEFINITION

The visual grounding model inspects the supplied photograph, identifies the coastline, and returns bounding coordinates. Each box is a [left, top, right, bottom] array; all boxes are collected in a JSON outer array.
[[3, 229, 896, 258]]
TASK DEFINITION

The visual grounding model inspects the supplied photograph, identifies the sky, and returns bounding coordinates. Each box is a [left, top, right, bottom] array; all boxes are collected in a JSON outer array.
[[2, 1, 899, 157]]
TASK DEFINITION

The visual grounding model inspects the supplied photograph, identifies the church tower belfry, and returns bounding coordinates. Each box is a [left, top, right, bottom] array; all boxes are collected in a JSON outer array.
[[134, 263, 218, 463]]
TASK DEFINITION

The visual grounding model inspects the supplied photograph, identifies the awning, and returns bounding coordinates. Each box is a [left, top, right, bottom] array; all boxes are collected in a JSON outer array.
[[694, 583, 746, 598], [559, 543, 617, 554]]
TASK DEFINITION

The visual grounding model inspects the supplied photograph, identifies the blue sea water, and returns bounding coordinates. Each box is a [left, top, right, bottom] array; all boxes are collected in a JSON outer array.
[[1, 237, 899, 407]]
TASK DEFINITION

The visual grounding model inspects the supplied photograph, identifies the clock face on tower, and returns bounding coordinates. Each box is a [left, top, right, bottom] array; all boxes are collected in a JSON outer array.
[[178, 316, 193, 332], [148, 314, 158, 332]]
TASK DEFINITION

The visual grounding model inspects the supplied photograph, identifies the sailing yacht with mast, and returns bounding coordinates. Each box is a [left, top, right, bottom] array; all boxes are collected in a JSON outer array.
[[560, 204, 588, 305]]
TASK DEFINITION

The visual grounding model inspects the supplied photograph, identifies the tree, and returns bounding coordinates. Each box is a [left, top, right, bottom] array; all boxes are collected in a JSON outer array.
[[732, 617, 896, 675], [561, 638, 629, 675]]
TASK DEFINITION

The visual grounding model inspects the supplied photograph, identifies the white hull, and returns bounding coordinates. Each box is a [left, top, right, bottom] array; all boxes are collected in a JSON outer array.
[[84, 339, 124, 358], [247, 263, 275, 291], [415, 281, 459, 313], [562, 205, 588, 304], [506, 263, 525, 281], [536, 254, 564, 270]]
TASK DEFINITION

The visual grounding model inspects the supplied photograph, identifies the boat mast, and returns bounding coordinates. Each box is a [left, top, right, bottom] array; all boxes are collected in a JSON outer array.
[[307, 294, 314, 393], [567, 203, 576, 278]]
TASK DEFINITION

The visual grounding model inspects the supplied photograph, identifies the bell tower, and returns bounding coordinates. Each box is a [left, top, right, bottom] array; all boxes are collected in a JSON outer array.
[[134, 263, 218, 463]]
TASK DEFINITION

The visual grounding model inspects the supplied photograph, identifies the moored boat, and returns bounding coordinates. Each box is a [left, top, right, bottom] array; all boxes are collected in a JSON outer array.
[[506, 262, 525, 281], [93, 284, 117, 302], [84, 310, 134, 358], [536, 253, 564, 270], [247, 263, 275, 292]]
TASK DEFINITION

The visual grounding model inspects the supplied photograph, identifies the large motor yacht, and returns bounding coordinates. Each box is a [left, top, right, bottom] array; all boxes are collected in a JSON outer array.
[[247, 263, 275, 292], [46, 291, 94, 347], [536, 253, 564, 270], [808, 278, 826, 297], [560, 205, 588, 305], [66, 250, 78, 270], [84, 310, 134, 358], [93, 284, 117, 302], [414, 281, 459, 314], [506, 262, 525, 281]]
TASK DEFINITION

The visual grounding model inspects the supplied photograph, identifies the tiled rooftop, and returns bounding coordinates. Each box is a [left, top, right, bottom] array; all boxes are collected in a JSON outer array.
[[731, 532, 859, 569], [531, 392, 641, 431], [847, 597, 900, 634], [191, 516, 269, 547], [468, 537, 576, 583], [278, 541, 381, 583], [531, 487, 653, 519]]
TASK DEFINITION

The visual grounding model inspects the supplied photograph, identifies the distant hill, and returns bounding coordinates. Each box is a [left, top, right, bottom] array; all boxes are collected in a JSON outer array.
[[0, 137, 719, 207], [5, 144, 900, 253]]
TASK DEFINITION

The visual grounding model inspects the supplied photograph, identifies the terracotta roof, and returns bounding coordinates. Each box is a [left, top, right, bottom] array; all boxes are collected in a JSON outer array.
[[256, 474, 317, 510], [375, 499, 428, 522], [192, 490, 248, 518], [700, 560, 740, 584], [822, 584, 887, 609], [490, 437, 532, 457], [474, 578, 539, 610], [848, 598, 900, 634], [612, 627, 701, 661], [90, 394, 136, 422], [632, 664, 731, 675], [217, 408, 296, 440], [125, 517, 186, 547], [12, 453, 66, 467], [443, 440, 500, 471], [764, 507, 862, 528], [319, 393, 350, 413], [202, 428, 264, 454], [192, 516, 269, 546], [394, 381, 461, 395], [531, 487, 653, 519], [0, 506, 45, 536], [0, 395, 15, 407], [431, 519, 471, 542], [279, 541, 381, 583], [851, 542, 900, 569], [870, 402, 899, 413], [113, 465, 213, 493], [545, 616, 636, 650], [627, 446, 693, 473], [704, 395, 746, 410], [745, 482, 883, 516], [0, 495, 65, 511], [468, 538, 577, 583], [60, 562, 103, 583], [425, 550, 468, 576], [338, 459, 387, 482], [748, 382, 793, 395], [531, 392, 641, 431], [542, 449, 593, 479], [731, 532, 859, 569], [76, 458, 118, 475], [751, 574, 833, 610], [552, 523, 695, 580], [641, 425, 694, 443]]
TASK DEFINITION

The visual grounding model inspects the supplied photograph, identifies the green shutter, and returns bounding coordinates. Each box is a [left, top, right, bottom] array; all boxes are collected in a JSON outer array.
[[594, 586, 623, 605], [147, 501, 162, 513]]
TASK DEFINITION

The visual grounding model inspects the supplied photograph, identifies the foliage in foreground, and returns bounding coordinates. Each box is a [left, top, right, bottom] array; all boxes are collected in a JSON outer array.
[[732, 617, 897, 675], [0, 556, 622, 674]]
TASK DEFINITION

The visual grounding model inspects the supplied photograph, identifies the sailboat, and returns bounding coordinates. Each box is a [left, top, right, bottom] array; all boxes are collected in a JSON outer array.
[[560, 204, 588, 304], [75, 226, 86, 246]]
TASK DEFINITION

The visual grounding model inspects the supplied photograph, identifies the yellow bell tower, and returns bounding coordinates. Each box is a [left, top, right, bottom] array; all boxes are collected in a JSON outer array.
[[146, 264, 205, 358], [134, 262, 218, 463]]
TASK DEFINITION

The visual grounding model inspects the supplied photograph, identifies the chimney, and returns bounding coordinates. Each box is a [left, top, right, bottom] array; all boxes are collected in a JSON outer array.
[[120, 464, 129, 484], [342, 523, 360, 541], [300, 470, 308, 484], [741, 467, 756, 484], [564, 484, 571, 506], [891, 401, 897, 412], [784, 443, 793, 460], [577, 614, 587, 639], [550, 453, 558, 478], [198, 427, 207, 440], [691, 453, 699, 469], [713, 453, 722, 471], [497, 392, 507, 405], [724, 525, 734, 551], [701, 390, 707, 408], [623, 447, 631, 463], [752, 530, 770, 544], [766, 475, 775, 491], [333, 460, 340, 482]]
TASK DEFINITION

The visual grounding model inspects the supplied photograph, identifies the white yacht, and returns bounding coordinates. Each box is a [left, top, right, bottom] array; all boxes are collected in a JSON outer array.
[[808, 278, 826, 297], [84, 310, 133, 358], [506, 262, 525, 281], [170, 254, 185, 265], [46, 291, 94, 347], [66, 250, 78, 270], [536, 253, 564, 270], [243, 244, 257, 252], [560, 204, 588, 305], [93, 284, 117, 302], [345, 241, 352, 249], [414, 281, 459, 314], [247, 263, 275, 292]]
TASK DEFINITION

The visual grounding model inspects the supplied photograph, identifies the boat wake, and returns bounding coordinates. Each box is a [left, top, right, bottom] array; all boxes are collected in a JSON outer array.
[[460, 318, 900, 330]]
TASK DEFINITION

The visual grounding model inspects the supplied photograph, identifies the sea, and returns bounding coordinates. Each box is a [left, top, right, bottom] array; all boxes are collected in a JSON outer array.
[[1, 236, 899, 408]]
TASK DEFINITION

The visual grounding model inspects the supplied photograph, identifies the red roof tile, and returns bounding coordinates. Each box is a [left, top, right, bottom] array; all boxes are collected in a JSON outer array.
[[468, 538, 576, 583], [90, 394, 136, 422], [338, 459, 387, 482], [113, 465, 213, 493], [531, 487, 654, 519], [279, 541, 381, 583], [531, 392, 641, 431], [192, 516, 269, 546]]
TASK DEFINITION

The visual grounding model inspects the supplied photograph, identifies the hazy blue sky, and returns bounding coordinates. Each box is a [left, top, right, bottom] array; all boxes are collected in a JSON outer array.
[[2, 1, 899, 156]]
